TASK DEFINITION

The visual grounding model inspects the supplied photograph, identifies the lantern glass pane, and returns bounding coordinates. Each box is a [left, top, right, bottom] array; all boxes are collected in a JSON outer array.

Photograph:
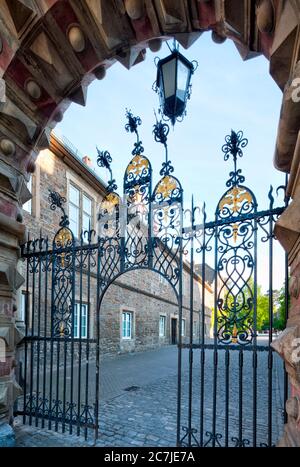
[[158, 71, 164, 104], [161, 58, 176, 98], [177, 59, 190, 101]]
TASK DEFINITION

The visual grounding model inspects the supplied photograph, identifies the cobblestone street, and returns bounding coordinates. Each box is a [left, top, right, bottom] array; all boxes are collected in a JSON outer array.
[[14, 342, 285, 447]]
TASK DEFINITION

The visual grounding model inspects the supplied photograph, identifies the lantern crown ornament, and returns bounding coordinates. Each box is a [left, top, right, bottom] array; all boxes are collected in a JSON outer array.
[[153, 41, 197, 126]]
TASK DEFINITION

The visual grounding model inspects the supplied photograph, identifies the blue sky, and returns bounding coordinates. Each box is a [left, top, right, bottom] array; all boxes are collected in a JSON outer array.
[[57, 33, 286, 291], [57, 33, 285, 216]]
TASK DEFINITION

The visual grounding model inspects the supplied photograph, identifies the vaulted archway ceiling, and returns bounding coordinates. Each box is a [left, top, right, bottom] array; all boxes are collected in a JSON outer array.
[[0, 0, 299, 183]]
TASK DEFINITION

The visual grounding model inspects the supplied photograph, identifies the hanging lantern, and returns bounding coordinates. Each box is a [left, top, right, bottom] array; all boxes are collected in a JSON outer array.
[[154, 46, 197, 125]]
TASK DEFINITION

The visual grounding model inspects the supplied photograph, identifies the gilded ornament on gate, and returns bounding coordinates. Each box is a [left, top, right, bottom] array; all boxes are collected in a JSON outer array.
[[54, 227, 72, 248], [156, 176, 178, 199], [232, 323, 238, 343], [54, 227, 73, 268], [127, 155, 149, 176], [101, 192, 119, 214], [219, 186, 252, 213], [232, 223, 239, 243]]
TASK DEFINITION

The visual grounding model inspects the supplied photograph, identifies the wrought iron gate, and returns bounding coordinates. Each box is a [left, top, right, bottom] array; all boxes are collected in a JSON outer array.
[[17, 114, 288, 447], [178, 130, 288, 447]]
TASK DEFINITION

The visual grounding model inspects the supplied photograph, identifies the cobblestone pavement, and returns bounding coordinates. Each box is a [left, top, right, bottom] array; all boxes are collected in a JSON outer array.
[[14, 341, 285, 447]]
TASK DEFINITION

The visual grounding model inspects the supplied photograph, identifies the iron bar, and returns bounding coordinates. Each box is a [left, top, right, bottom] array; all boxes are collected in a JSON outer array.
[[94, 242, 101, 442], [35, 236, 42, 427], [77, 235, 84, 437], [48, 249, 55, 431], [176, 226, 183, 446], [41, 237, 49, 429], [238, 349, 244, 446], [267, 207, 274, 447], [29, 240, 36, 426], [22, 234, 30, 426], [283, 251, 289, 424], [69, 242, 76, 435], [211, 219, 218, 447], [252, 213, 258, 448], [84, 236, 92, 440], [54, 325, 61, 432], [224, 348, 230, 447], [199, 209, 206, 447], [187, 197, 195, 446]]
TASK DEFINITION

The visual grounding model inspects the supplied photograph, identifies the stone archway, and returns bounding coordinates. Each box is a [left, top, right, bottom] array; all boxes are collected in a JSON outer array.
[[0, 0, 300, 446]]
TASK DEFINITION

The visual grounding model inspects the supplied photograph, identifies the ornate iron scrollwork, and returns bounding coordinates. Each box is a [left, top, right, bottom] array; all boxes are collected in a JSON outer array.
[[97, 111, 183, 293], [97, 148, 118, 193], [215, 131, 257, 345], [49, 190, 75, 338], [21, 123, 288, 446], [49, 190, 69, 227], [125, 109, 144, 156], [123, 112, 152, 270], [151, 117, 182, 288]]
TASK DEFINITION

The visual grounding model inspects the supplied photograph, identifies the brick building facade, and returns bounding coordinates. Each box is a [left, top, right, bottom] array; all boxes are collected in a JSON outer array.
[[17, 132, 213, 357]]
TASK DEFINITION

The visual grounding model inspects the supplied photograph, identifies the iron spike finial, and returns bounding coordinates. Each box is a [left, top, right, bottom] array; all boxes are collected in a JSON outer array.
[[125, 109, 144, 156], [48, 190, 69, 227], [96, 147, 112, 171], [268, 185, 274, 210], [222, 130, 248, 163], [96, 147, 118, 193], [153, 115, 174, 177], [222, 130, 248, 188]]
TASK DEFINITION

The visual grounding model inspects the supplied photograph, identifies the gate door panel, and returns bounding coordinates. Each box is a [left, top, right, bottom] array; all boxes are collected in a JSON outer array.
[[178, 131, 288, 447]]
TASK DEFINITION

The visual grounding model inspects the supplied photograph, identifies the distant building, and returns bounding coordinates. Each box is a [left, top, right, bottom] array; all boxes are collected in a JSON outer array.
[[195, 264, 215, 287], [18, 132, 213, 356]]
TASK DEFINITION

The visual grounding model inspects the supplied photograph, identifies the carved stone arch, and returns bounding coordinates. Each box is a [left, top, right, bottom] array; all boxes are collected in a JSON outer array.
[[0, 0, 300, 447], [0, 0, 297, 177]]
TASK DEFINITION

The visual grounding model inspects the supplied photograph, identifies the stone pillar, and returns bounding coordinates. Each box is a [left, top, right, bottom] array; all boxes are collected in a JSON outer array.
[[274, 131, 300, 447], [0, 160, 27, 446]]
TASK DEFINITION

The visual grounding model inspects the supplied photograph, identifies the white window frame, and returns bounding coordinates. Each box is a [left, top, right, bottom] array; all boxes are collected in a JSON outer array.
[[23, 176, 32, 214], [74, 302, 88, 339], [82, 193, 92, 233], [69, 183, 80, 238], [181, 318, 186, 337], [122, 310, 133, 340], [20, 291, 28, 322], [159, 315, 166, 337], [68, 181, 93, 239]]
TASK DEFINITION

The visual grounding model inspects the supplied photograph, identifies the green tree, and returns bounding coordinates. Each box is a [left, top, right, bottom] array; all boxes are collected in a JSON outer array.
[[256, 285, 269, 331], [273, 283, 288, 331], [220, 279, 286, 333], [213, 278, 288, 338]]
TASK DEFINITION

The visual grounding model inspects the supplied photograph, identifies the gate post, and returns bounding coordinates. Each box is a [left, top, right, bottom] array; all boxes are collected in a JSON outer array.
[[0, 161, 27, 445], [274, 153, 300, 447]]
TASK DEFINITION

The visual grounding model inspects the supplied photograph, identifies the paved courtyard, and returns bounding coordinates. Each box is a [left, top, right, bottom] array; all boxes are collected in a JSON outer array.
[[14, 342, 285, 447]]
